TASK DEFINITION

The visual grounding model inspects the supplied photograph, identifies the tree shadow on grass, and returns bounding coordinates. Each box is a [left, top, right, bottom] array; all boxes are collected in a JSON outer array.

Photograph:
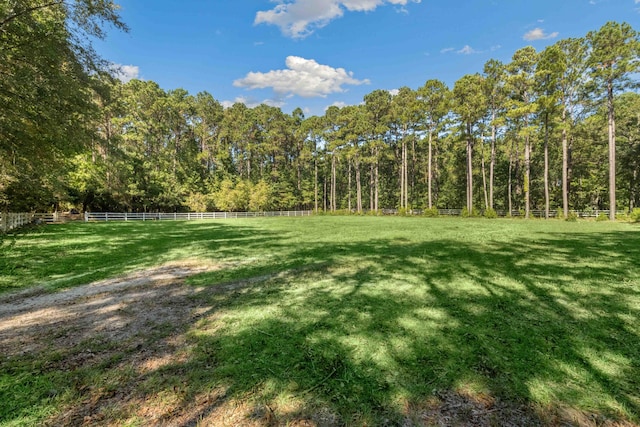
[[174, 230, 640, 425], [2, 225, 639, 425], [0, 220, 284, 293]]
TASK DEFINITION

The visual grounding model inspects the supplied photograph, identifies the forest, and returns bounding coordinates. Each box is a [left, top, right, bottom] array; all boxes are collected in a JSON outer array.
[[1, 1, 639, 218]]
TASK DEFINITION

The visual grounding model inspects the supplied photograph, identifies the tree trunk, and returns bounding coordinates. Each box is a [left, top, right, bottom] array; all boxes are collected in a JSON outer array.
[[331, 155, 336, 211], [562, 108, 569, 219], [370, 147, 374, 211], [428, 131, 433, 209], [314, 159, 318, 213], [324, 178, 327, 212], [375, 147, 379, 212], [481, 138, 488, 210], [400, 140, 405, 209], [524, 117, 531, 219], [508, 149, 513, 216], [404, 139, 409, 210], [434, 145, 440, 206], [348, 160, 352, 212], [608, 81, 616, 220], [297, 163, 302, 192], [544, 114, 550, 219], [356, 157, 362, 213], [490, 116, 496, 210], [467, 123, 474, 214], [630, 168, 637, 211], [411, 137, 416, 208]]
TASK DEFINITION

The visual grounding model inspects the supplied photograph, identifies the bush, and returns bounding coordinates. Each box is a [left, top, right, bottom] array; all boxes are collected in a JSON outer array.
[[398, 207, 411, 217], [596, 212, 609, 222], [423, 207, 439, 217], [565, 212, 578, 222], [461, 207, 478, 218], [184, 192, 211, 212], [483, 208, 498, 219], [630, 208, 640, 223]]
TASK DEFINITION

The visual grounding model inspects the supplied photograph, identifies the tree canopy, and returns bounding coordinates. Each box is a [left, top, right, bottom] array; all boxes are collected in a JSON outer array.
[[1, 16, 639, 217]]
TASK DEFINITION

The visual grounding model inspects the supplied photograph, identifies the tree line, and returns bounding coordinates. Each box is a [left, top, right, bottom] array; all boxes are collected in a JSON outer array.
[[0, 3, 638, 218]]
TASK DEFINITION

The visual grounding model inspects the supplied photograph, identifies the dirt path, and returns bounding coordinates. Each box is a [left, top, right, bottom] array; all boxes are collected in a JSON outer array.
[[0, 263, 217, 358], [0, 262, 249, 426]]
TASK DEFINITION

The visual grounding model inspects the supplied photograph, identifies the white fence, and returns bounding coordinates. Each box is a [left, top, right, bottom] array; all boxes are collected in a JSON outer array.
[[380, 208, 626, 218], [1, 207, 630, 232], [84, 211, 313, 222], [0, 212, 35, 232]]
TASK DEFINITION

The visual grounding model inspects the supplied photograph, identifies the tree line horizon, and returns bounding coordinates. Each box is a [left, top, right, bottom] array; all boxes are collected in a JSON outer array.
[[0, 2, 638, 218]]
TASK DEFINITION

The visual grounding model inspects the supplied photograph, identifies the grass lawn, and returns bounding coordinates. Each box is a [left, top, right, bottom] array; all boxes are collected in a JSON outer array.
[[1, 216, 639, 425]]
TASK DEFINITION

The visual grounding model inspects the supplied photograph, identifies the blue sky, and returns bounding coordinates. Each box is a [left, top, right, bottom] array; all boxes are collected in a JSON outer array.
[[95, 0, 639, 116]]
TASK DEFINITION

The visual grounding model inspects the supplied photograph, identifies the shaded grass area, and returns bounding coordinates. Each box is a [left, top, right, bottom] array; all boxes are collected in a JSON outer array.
[[0, 220, 279, 293], [1, 217, 639, 425]]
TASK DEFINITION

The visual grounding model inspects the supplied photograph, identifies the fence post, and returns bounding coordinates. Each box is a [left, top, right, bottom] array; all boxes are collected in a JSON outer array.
[[105, 212, 109, 222], [84, 211, 89, 222]]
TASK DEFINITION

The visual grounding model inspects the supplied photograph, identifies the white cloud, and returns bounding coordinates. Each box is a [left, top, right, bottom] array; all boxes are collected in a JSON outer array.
[[326, 101, 347, 110], [111, 64, 140, 83], [255, 0, 421, 38], [457, 45, 479, 54], [388, 89, 400, 96], [440, 47, 455, 54], [234, 56, 370, 98], [221, 96, 286, 109], [523, 28, 559, 41]]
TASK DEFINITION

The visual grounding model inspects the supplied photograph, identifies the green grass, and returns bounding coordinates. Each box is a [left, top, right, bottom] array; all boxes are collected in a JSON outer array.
[[1, 217, 639, 425]]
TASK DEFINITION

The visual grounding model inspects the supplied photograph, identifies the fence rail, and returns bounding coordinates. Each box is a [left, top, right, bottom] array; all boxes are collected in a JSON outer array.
[[84, 211, 313, 222], [379, 208, 626, 218], [0, 212, 34, 232], [1, 207, 631, 232]]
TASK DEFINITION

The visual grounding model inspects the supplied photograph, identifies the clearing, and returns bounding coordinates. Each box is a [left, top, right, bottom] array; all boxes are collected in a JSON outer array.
[[0, 217, 639, 426]]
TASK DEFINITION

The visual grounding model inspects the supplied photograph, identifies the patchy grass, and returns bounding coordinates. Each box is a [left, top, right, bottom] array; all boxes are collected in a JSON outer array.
[[1, 217, 639, 425]]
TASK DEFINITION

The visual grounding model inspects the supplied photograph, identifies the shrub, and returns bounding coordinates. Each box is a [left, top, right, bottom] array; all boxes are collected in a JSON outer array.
[[184, 192, 211, 212], [630, 208, 640, 223], [423, 207, 439, 217], [397, 207, 410, 217], [461, 207, 478, 218], [566, 212, 578, 222], [484, 208, 498, 219], [596, 212, 609, 222]]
